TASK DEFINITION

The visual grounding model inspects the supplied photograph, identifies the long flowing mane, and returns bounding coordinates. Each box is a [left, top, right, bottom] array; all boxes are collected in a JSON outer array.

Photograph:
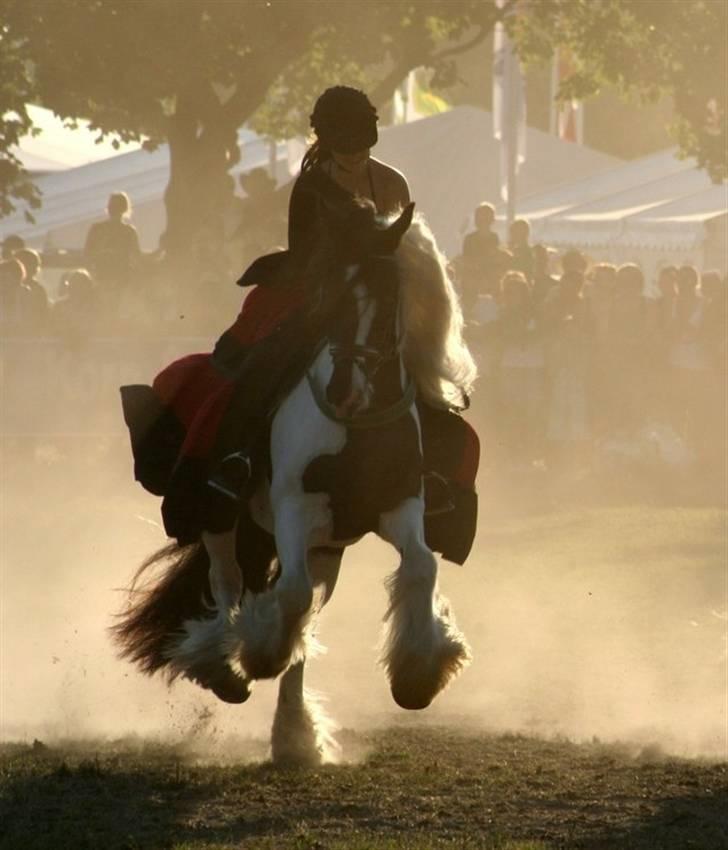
[[395, 214, 477, 408]]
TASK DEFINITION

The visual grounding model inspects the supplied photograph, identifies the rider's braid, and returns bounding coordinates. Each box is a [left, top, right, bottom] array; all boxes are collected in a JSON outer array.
[[301, 86, 379, 173]]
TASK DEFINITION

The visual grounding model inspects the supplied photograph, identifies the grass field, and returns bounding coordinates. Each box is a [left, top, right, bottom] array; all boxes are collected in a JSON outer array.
[[1, 447, 727, 849], [1, 727, 726, 849]]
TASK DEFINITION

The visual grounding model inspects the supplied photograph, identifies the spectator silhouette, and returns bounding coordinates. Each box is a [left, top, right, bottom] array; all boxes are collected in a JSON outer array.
[[84, 192, 142, 301], [508, 219, 534, 282], [461, 202, 500, 317], [496, 270, 545, 464], [531, 243, 558, 305], [14, 248, 49, 331], [53, 269, 97, 340], [1, 234, 25, 261], [0, 258, 27, 334]]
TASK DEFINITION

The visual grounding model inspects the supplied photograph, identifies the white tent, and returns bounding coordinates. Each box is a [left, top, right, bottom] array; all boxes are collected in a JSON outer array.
[[11, 105, 141, 173], [374, 106, 618, 255], [513, 149, 728, 277], [2, 106, 619, 258]]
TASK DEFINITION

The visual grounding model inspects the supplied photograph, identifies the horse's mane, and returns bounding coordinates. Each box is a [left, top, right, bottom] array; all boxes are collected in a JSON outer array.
[[395, 214, 477, 409]]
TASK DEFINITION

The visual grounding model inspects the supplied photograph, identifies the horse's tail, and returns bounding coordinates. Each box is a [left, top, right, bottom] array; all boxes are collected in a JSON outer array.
[[110, 542, 211, 681]]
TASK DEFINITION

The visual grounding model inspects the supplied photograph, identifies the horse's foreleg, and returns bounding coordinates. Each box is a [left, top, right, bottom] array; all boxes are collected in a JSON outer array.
[[271, 660, 339, 766], [379, 498, 471, 710], [232, 497, 317, 680]]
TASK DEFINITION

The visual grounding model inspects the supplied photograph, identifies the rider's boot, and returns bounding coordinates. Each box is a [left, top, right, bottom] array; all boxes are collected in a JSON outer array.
[[207, 452, 252, 502]]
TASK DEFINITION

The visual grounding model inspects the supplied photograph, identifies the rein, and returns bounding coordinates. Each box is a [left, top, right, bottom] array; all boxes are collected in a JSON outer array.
[[306, 366, 416, 429], [305, 336, 417, 429]]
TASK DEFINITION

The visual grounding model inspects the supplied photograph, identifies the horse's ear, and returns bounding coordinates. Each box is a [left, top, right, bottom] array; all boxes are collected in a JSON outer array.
[[380, 202, 415, 253]]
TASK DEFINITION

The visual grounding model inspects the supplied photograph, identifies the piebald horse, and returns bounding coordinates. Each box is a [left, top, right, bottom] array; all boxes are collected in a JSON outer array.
[[114, 199, 477, 764]]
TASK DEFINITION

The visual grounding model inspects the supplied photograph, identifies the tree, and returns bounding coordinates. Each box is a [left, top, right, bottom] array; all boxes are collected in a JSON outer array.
[[1, 0, 510, 263], [509, 0, 727, 181], [0, 25, 40, 221]]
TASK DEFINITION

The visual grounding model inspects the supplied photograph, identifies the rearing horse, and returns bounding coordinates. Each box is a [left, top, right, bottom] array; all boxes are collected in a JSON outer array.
[[114, 198, 477, 764]]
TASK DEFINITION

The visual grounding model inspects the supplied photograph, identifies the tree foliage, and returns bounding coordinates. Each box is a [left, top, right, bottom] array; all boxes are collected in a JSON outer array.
[[1, 0, 724, 252], [0, 0, 506, 253], [510, 0, 727, 181], [0, 24, 40, 220]]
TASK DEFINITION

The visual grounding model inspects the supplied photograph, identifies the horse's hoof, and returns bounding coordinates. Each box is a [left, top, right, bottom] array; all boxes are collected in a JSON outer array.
[[188, 662, 252, 704], [210, 670, 252, 704], [390, 683, 433, 711]]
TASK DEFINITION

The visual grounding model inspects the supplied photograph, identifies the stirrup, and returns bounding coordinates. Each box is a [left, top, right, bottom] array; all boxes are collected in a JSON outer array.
[[423, 471, 455, 516], [207, 452, 252, 502]]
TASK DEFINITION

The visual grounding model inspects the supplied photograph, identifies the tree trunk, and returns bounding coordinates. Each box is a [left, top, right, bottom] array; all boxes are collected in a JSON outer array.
[[164, 103, 238, 273]]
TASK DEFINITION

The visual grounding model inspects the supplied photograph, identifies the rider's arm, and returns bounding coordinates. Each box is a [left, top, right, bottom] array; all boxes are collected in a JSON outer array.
[[287, 175, 318, 256]]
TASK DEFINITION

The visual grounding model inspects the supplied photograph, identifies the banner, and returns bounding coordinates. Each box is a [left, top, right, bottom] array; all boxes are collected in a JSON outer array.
[[492, 4, 527, 203]]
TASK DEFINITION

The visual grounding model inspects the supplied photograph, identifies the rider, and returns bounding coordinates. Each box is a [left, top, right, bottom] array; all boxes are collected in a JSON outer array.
[[201, 86, 411, 507]]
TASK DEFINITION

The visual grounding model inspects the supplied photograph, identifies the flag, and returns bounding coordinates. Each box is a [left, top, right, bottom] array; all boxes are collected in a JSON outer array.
[[550, 49, 584, 144], [492, 3, 526, 202], [394, 69, 449, 124]]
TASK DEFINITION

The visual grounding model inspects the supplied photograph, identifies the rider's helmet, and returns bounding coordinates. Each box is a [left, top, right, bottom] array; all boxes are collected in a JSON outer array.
[[302, 86, 378, 171]]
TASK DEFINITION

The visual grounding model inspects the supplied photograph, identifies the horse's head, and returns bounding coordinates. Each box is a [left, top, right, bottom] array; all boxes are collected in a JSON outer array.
[[321, 202, 416, 421]]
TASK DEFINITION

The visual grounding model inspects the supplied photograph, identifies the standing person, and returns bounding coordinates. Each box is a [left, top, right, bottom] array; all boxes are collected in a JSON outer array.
[[646, 265, 678, 423], [604, 264, 648, 435], [543, 269, 592, 473], [531, 243, 558, 306], [84, 192, 142, 313], [0, 258, 27, 334], [585, 262, 617, 438], [508, 218, 534, 283], [460, 202, 499, 318], [14, 248, 49, 332], [669, 265, 710, 458], [495, 271, 546, 466]]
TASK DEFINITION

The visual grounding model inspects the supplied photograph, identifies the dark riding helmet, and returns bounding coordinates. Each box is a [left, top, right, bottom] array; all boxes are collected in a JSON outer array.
[[310, 86, 379, 154]]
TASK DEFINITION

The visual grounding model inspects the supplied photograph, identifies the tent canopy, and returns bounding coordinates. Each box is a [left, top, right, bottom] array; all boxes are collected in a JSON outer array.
[[3, 106, 619, 257]]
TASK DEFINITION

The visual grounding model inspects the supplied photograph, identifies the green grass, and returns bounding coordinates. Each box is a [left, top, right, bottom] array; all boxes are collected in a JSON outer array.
[[1, 729, 725, 850]]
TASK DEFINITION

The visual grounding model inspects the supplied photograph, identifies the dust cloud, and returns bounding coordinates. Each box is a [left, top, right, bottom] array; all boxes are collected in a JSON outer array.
[[1, 370, 726, 761]]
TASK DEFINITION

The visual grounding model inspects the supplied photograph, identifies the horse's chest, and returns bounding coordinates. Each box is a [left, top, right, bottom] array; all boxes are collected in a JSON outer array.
[[302, 414, 422, 540]]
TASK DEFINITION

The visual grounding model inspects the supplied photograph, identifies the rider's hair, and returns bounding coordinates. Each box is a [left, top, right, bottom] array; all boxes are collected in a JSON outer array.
[[301, 86, 379, 173]]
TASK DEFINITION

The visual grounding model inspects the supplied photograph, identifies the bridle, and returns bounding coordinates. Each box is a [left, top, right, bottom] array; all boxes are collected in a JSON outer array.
[[306, 265, 417, 429]]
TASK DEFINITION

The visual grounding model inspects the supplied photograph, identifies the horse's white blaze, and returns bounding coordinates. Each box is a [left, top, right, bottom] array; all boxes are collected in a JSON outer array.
[[346, 283, 377, 410]]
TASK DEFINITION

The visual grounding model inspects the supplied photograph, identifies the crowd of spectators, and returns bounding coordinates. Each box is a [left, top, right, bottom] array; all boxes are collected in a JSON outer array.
[[0, 176, 285, 341], [456, 203, 727, 477], [1, 192, 726, 480]]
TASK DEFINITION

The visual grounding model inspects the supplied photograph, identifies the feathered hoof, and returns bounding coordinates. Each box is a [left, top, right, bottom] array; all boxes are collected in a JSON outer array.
[[390, 681, 434, 711], [388, 639, 471, 711], [187, 661, 252, 705]]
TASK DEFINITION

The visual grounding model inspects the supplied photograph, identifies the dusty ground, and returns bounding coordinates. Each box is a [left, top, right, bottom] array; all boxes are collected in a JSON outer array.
[[1, 727, 726, 849], [1, 424, 726, 849]]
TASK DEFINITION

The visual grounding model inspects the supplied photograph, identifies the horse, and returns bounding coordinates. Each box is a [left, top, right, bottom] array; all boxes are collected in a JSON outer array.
[[113, 197, 477, 765]]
